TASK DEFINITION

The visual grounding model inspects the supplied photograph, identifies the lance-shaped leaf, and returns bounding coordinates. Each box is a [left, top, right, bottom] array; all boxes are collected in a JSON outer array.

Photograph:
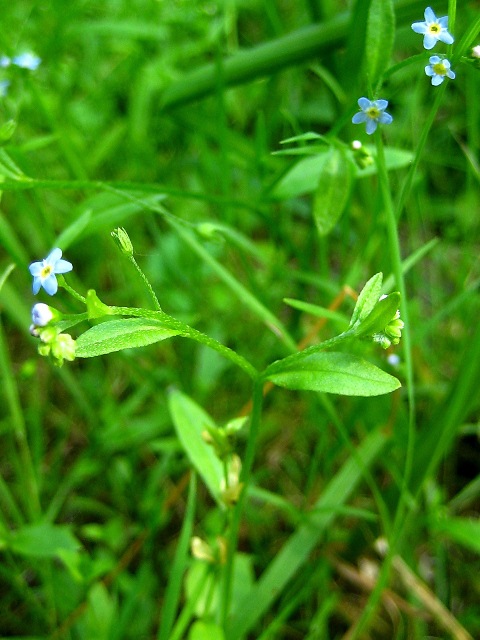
[[313, 145, 353, 236], [75, 318, 179, 357], [366, 0, 395, 87], [266, 351, 400, 396], [168, 389, 224, 506], [349, 272, 383, 328]]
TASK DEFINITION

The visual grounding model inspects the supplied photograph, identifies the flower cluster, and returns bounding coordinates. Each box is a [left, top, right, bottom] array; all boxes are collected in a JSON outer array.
[[28, 249, 75, 366], [411, 7, 455, 86], [352, 7, 457, 135]]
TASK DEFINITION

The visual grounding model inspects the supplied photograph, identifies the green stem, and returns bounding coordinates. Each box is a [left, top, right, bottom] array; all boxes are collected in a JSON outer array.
[[129, 255, 162, 311], [107, 305, 259, 380], [58, 277, 86, 304], [220, 379, 264, 628]]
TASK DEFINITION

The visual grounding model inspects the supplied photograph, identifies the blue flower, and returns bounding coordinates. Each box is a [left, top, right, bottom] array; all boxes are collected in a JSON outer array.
[[352, 98, 393, 135], [0, 56, 11, 68], [0, 80, 9, 97], [411, 7, 454, 50], [425, 56, 455, 85], [31, 303, 54, 327], [12, 53, 41, 71], [29, 248, 73, 296]]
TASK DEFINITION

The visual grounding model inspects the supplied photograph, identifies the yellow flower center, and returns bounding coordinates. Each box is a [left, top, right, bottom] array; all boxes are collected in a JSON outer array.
[[366, 106, 380, 120], [40, 264, 53, 279], [428, 22, 441, 34], [433, 62, 447, 76]]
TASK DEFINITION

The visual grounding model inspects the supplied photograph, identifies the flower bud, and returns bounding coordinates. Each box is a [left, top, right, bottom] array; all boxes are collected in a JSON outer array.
[[111, 227, 134, 256], [31, 303, 54, 327]]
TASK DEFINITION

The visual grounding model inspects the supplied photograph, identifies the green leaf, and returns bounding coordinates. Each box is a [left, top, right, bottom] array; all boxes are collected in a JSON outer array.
[[167, 389, 224, 505], [3, 522, 81, 559], [266, 351, 400, 396], [283, 298, 349, 326], [356, 147, 413, 178], [75, 318, 179, 357], [431, 516, 480, 556], [313, 146, 353, 236], [365, 0, 395, 87], [189, 621, 225, 640], [354, 292, 401, 337], [0, 149, 31, 182], [270, 151, 329, 199], [350, 272, 383, 328]]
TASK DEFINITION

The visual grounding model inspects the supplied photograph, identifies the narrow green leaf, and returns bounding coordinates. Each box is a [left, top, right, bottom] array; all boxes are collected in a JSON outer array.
[[75, 318, 179, 357], [431, 516, 480, 556], [313, 146, 353, 236], [266, 351, 400, 396], [226, 428, 388, 639], [366, 0, 395, 87], [4, 523, 81, 558], [354, 292, 400, 337], [189, 621, 225, 640], [270, 151, 329, 200], [350, 273, 383, 328], [167, 390, 224, 506]]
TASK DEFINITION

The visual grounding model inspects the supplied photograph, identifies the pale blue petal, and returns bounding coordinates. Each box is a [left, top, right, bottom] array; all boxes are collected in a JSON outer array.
[[438, 16, 449, 28], [29, 261, 43, 276], [365, 119, 377, 135], [429, 55, 441, 64], [375, 99, 388, 110], [424, 7, 436, 22], [411, 22, 427, 34], [54, 259, 73, 274], [432, 75, 444, 86], [46, 248, 62, 264], [425, 66, 434, 76], [379, 113, 393, 125], [352, 112, 367, 124], [43, 274, 58, 295], [447, 70, 455, 79], [423, 34, 437, 49], [358, 97, 371, 110], [32, 277, 42, 295], [439, 31, 454, 45]]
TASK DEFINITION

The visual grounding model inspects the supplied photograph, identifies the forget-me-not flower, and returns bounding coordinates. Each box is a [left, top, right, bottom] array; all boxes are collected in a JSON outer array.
[[411, 7, 454, 50], [0, 56, 11, 68], [425, 56, 455, 85], [352, 98, 393, 135], [29, 248, 73, 295], [12, 53, 41, 71]]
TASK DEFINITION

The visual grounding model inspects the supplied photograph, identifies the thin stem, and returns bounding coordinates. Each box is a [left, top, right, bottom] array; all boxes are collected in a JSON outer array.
[[220, 379, 264, 628], [129, 254, 162, 311], [58, 276, 86, 304]]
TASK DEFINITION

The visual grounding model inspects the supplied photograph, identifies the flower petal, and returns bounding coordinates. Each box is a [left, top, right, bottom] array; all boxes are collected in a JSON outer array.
[[429, 55, 441, 64], [43, 274, 58, 296], [447, 70, 455, 79], [54, 259, 73, 274], [438, 31, 454, 45], [32, 277, 42, 295], [365, 119, 377, 135], [46, 248, 62, 264], [379, 113, 393, 125], [423, 34, 437, 49], [432, 75, 444, 86], [29, 261, 43, 276], [424, 7, 436, 22], [438, 16, 449, 28], [375, 99, 388, 110], [352, 112, 367, 124], [411, 22, 427, 34], [425, 66, 434, 76], [358, 97, 371, 110]]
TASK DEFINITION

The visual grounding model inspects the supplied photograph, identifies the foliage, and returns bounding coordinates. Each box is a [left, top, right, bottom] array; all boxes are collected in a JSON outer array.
[[0, 0, 479, 638]]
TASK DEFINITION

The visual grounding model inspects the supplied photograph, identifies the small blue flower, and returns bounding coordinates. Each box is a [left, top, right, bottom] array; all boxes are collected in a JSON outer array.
[[411, 7, 454, 50], [0, 56, 11, 68], [352, 97, 393, 135], [31, 303, 54, 327], [29, 248, 73, 296], [12, 53, 41, 71], [425, 55, 455, 85], [0, 80, 9, 97]]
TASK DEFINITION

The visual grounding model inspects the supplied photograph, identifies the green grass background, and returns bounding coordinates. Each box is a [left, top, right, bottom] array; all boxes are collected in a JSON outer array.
[[0, 0, 479, 638]]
